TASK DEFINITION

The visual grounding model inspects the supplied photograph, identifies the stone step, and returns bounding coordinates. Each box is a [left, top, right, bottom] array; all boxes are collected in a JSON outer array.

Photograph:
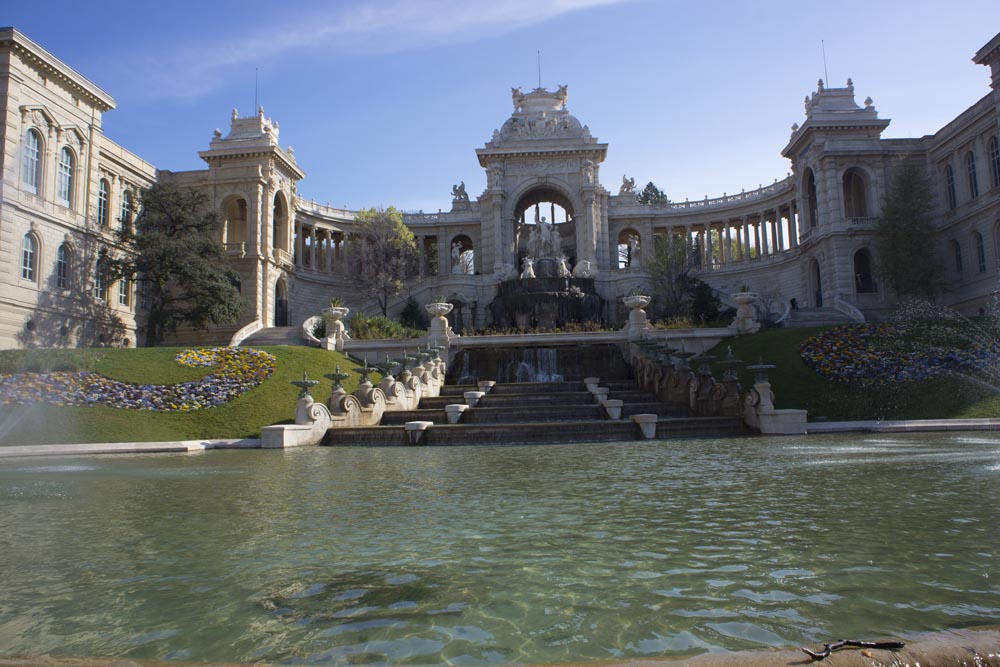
[[323, 416, 745, 447], [239, 326, 311, 346]]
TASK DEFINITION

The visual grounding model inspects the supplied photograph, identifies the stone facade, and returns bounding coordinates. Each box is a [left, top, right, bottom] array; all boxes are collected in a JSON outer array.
[[1, 27, 999, 348]]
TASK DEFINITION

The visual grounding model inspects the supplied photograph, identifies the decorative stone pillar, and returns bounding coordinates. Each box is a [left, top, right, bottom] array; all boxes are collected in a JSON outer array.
[[741, 216, 750, 260], [705, 222, 714, 269]]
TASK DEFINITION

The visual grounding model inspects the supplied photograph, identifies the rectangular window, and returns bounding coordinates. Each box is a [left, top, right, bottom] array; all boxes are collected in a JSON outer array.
[[139, 278, 149, 310], [118, 278, 131, 307]]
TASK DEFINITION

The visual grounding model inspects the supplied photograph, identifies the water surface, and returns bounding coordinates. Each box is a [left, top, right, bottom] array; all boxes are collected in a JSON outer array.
[[1, 434, 998, 664]]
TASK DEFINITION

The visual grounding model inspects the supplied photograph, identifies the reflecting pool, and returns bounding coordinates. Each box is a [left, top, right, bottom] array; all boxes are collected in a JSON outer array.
[[1, 433, 998, 665]]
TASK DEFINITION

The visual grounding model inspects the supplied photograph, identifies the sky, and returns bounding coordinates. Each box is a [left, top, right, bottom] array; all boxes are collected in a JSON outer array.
[[7, 1, 1000, 212]]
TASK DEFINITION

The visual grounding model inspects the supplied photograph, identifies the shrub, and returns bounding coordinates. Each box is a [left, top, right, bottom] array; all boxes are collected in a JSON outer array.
[[348, 312, 424, 340], [399, 297, 430, 330]]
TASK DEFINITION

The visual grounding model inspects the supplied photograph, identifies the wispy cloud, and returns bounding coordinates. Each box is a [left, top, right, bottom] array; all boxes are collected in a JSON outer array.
[[139, 0, 631, 100]]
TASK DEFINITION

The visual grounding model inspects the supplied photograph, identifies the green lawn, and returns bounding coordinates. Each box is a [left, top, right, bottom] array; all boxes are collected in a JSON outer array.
[[706, 327, 1000, 421], [0, 346, 369, 445]]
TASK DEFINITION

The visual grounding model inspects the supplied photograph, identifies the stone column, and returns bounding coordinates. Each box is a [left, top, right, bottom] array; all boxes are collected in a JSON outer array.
[[723, 220, 731, 265], [787, 202, 798, 248], [754, 217, 762, 258], [417, 235, 426, 278], [705, 222, 714, 269], [309, 227, 317, 268], [741, 216, 750, 261]]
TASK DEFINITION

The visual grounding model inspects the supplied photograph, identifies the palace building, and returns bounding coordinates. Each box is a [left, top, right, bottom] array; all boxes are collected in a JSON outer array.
[[1, 27, 999, 349]]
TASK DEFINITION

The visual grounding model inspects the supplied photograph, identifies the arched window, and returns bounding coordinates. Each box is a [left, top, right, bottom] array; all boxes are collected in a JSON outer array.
[[450, 235, 475, 275], [93, 257, 108, 300], [22, 129, 42, 194], [853, 248, 876, 293], [120, 188, 133, 229], [842, 169, 868, 218], [98, 179, 110, 226], [21, 233, 38, 281], [952, 240, 964, 276], [989, 136, 1000, 189], [944, 165, 957, 210], [57, 147, 74, 208], [975, 232, 986, 273], [617, 229, 640, 269], [967, 151, 979, 199], [805, 169, 819, 228], [56, 243, 72, 289]]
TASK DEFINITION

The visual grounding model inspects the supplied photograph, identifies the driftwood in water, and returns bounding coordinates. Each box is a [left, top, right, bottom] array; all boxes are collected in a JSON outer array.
[[801, 639, 906, 661]]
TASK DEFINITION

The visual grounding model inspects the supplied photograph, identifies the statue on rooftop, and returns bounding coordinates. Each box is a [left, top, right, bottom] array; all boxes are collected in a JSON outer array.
[[451, 181, 469, 202], [619, 175, 636, 195]]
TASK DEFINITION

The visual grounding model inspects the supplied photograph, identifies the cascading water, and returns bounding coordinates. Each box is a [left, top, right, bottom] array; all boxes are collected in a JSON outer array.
[[448, 344, 628, 384]]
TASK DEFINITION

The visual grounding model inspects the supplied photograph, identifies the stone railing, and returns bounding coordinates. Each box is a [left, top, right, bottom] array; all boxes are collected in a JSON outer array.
[[849, 216, 878, 226], [617, 176, 796, 212], [228, 319, 263, 347], [224, 242, 245, 258], [273, 248, 293, 268], [833, 296, 866, 323]]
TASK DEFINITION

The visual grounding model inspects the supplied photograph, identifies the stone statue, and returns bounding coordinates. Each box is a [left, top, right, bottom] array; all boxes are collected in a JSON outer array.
[[511, 87, 525, 112], [451, 181, 469, 202], [583, 159, 595, 184], [521, 256, 536, 279], [628, 236, 641, 267], [451, 242, 463, 273], [555, 84, 568, 109], [619, 175, 636, 195], [556, 255, 571, 278], [495, 263, 517, 281], [572, 259, 595, 278]]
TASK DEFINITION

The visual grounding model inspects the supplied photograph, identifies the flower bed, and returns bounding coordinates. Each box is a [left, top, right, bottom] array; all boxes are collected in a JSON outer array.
[[0, 347, 276, 411], [800, 322, 998, 385]]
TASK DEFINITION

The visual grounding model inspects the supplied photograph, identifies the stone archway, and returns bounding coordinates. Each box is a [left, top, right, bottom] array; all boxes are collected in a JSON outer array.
[[274, 276, 289, 327], [511, 185, 577, 277]]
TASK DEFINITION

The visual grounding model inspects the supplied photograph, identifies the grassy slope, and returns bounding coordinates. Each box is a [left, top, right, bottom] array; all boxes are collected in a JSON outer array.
[[0, 346, 369, 445], [706, 327, 1000, 421]]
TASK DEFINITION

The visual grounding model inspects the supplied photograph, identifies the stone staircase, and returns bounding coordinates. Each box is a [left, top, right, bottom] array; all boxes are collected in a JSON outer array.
[[322, 378, 745, 447], [239, 326, 313, 346], [784, 307, 856, 328]]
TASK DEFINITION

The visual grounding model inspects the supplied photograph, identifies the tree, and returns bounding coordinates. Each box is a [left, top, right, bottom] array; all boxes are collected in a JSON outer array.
[[108, 183, 245, 346], [645, 233, 698, 317], [875, 161, 941, 299], [353, 206, 418, 316], [637, 181, 669, 206]]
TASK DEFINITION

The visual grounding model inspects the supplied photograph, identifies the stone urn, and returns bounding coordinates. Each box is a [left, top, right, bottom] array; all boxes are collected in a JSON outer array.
[[622, 294, 652, 341], [425, 302, 455, 348], [730, 292, 760, 335], [322, 306, 350, 351], [425, 302, 453, 318]]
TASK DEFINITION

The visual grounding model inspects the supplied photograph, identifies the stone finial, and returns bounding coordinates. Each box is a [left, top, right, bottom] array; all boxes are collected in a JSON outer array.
[[791, 122, 799, 132], [213, 128, 222, 139], [817, 78, 825, 91], [846, 77, 854, 91], [258, 105, 265, 117], [232, 108, 238, 121], [864, 96, 874, 108]]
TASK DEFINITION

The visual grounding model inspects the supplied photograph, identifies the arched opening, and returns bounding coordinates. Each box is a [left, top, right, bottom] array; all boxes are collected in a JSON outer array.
[[951, 240, 964, 277], [811, 259, 823, 307], [450, 234, 474, 274], [966, 151, 979, 199], [222, 196, 248, 249], [974, 231, 986, 273], [853, 248, 876, 293], [842, 168, 868, 218], [513, 187, 575, 275], [617, 228, 641, 269], [804, 169, 818, 228], [98, 179, 110, 226], [945, 164, 957, 210], [22, 129, 42, 195], [274, 277, 289, 327], [272, 194, 288, 253], [56, 242, 72, 290], [57, 146, 75, 209], [21, 233, 38, 282]]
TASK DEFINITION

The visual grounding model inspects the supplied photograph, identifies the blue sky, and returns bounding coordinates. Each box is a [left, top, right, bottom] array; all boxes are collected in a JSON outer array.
[[7, 1, 1000, 212]]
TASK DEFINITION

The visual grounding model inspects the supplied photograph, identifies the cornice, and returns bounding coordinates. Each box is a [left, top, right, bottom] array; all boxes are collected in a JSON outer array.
[[0, 27, 115, 111]]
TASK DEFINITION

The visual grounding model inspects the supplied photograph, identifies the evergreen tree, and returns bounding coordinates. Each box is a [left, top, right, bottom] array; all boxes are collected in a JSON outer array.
[[645, 233, 697, 317], [637, 181, 669, 206], [108, 183, 245, 346], [875, 162, 941, 299], [353, 206, 418, 316]]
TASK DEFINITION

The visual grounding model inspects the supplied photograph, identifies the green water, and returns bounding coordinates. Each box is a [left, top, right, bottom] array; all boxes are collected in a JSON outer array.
[[1, 434, 998, 665]]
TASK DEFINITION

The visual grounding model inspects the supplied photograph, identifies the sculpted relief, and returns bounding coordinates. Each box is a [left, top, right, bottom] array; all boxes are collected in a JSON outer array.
[[506, 159, 578, 176]]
